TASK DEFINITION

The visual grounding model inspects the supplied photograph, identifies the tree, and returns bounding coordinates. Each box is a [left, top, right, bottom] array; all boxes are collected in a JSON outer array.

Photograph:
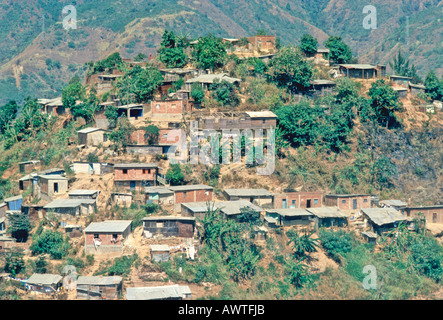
[[7, 213, 32, 242], [34, 255, 48, 274], [0, 100, 18, 134], [424, 70, 443, 101], [4, 249, 25, 277], [86, 152, 99, 163], [389, 50, 422, 84], [370, 155, 397, 190], [109, 117, 135, 152], [367, 79, 402, 128], [191, 83, 205, 104], [334, 77, 360, 103], [319, 229, 353, 263], [284, 259, 310, 288], [210, 80, 239, 106], [30, 230, 69, 260], [158, 30, 188, 68], [267, 47, 313, 94], [324, 36, 352, 64], [286, 229, 319, 259], [166, 163, 185, 186], [299, 34, 318, 56], [134, 53, 147, 62], [144, 124, 159, 145], [62, 76, 86, 109], [104, 105, 119, 129], [193, 35, 227, 71]]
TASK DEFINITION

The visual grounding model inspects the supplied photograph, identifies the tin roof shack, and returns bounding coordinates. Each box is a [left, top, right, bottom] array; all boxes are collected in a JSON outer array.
[[77, 128, 108, 147], [393, 86, 408, 99], [26, 273, 63, 295], [142, 216, 195, 238], [408, 82, 426, 96], [309, 80, 336, 96], [339, 64, 382, 79], [4, 195, 23, 211], [223, 188, 273, 207], [84, 220, 132, 255], [196, 111, 277, 131], [150, 244, 170, 262], [63, 224, 82, 238], [76, 276, 123, 300], [273, 191, 323, 209], [325, 194, 371, 211], [185, 73, 241, 91], [114, 163, 158, 192], [169, 185, 213, 212], [44, 198, 97, 217], [126, 285, 191, 300], [111, 192, 132, 207], [361, 208, 407, 235], [69, 190, 100, 202], [145, 187, 174, 205], [390, 75, 411, 86], [37, 97, 66, 116], [20, 168, 65, 191], [265, 208, 314, 227], [307, 207, 349, 228], [35, 174, 68, 201], [18, 160, 40, 174], [182, 200, 264, 221], [117, 104, 147, 120], [361, 231, 378, 244], [401, 205, 443, 224], [70, 162, 113, 175], [379, 200, 408, 211]]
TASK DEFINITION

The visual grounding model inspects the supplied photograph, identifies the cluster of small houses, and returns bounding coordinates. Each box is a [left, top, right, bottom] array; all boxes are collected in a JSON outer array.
[[1, 157, 442, 299], [1, 35, 442, 300]]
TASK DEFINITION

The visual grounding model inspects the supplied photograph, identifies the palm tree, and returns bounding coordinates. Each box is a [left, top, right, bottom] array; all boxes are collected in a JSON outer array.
[[286, 229, 319, 259]]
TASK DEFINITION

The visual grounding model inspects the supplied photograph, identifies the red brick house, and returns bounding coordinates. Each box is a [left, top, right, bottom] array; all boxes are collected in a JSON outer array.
[[274, 191, 323, 209], [247, 35, 276, 51], [151, 100, 191, 120], [325, 194, 371, 211], [84, 220, 132, 255], [169, 185, 214, 212], [114, 163, 158, 191], [401, 205, 443, 224]]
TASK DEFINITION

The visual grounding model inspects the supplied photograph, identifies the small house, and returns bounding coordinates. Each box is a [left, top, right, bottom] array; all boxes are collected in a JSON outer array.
[[4, 195, 23, 211], [151, 100, 189, 121], [169, 184, 214, 212], [223, 188, 273, 207], [35, 174, 68, 201], [38, 97, 66, 116], [339, 64, 381, 79], [26, 273, 63, 295], [379, 200, 408, 211], [393, 87, 408, 98], [126, 285, 191, 300], [273, 191, 323, 209], [76, 276, 123, 300], [150, 244, 170, 262], [361, 207, 407, 234], [401, 205, 443, 224], [68, 190, 100, 201], [325, 194, 371, 211], [70, 162, 113, 175], [265, 208, 314, 227], [111, 192, 132, 207], [117, 104, 147, 120], [62, 224, 82, 237], [44, 198, 97, 217], [389, 75, 411, 86], [77, 128, 108, 147], [145, 186, 174, 205], [18, 160, 40, 174], [307, 207, 349, 228], [142, 216, 195, 238], [84, 220, 132, 255], [361, 231, 378, 244], [408, 82, 426, 96], [309, 80, 336, 96], [185, 73, 241, 91], [181, 200, 263, 220], [114, 163, 158, 191]]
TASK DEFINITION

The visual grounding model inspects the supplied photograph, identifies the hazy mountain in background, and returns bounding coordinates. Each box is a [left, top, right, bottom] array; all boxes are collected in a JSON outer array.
[[0, 0, 441, 104]]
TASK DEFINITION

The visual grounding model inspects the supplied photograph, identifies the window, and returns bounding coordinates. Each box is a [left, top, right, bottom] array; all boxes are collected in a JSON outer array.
[[112, 234, 118, 241], [163, 133, 168, 138], [156, 104, 160, 109], [205, 191, 209, 196], [171, 104, 176, 108], [123, 169, 128, 174], [342, 200, 346, 204], [94, 234, 100, 239], [314, 199, 319, 204], [143, 169, 151, 174], [157, 222, 164, 228], [148, 169, 151, 174], [292, 200, 296, 205], [143, 169, 147, 174], [363, 199, 368, 203], [183, 191, 187, 198]]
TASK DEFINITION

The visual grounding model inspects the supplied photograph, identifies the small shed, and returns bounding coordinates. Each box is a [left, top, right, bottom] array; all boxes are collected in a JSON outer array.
[[26, 273, 63, 295], [307, 207, 349, 228], [36, 174, 69, 200], [150, 244, 170, 262], [77, 127, 108, 147], [19, 160, 40, 174], [44, 198, 97, 216], [76, 276, 123, 300], [145, 186, 174, 205], [111, 192, 133, 207], [361, 208, 407, 234], [265, 208, 314, 226], [379, 200, 408, 211], [84, 220, 132, 254], [126, 285, 191, 300], [69, 190, 100, 201], [142, 216, 195, 238], [361, 231, 378, 244], [4, 195, 23, 211], [222, 188, 273, 207]]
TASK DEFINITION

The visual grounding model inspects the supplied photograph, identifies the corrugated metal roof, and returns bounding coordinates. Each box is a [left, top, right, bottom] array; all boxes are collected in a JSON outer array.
[[84, 220, 132, 233], [266, 208, 312, 217], [306, 207, 348, 218], [4, 195, 22, 202], [169, 184, 213, 191], [76, 276, 122, 286], [339, 64, 377, 69], [144, 187, 174, 194], [361, 208, 406, 226], [223, 188, 273, 197], [69, 190, 100, 196], [27, 273, 63, 285], [186, 73, 241, 84], [38, 174, 67, 180], [44, 198, 96, 209], [142, 216, 195, 222], [126, 285, 190, 300], [150, 245, 170, 251], [114, 163, 158, 169], [182, 200, 263, 216], [244, 111, 277, 119], [379, 200, 408, 207], [77, 127, 104, 134], [326, 194, 370, 198]]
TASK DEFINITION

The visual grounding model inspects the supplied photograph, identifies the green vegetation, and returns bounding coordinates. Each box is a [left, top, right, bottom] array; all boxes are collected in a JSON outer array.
[[210, 80, 239, 106], [158, 30, 189, 68], [7, 213, 32, 243], [324, 36, 352, 64], [166, 163, 185, 186], [424, 70, 443, 101], [192, 35, 228, 71], [299, 34, 318, 56], [30, 230, 70, 260]]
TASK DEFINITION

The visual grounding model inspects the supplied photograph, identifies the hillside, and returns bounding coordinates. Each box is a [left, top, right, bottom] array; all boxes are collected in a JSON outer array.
[[0, 0, 442, 104]]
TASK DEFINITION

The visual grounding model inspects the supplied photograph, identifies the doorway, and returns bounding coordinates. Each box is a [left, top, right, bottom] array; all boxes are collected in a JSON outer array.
[[353, 199, 357, 210], [54, 183, 59, 193], [306, 199, 311, 208]]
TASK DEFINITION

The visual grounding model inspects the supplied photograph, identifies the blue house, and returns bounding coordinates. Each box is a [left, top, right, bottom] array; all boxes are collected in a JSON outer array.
[[4, 195, 23, 211]]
